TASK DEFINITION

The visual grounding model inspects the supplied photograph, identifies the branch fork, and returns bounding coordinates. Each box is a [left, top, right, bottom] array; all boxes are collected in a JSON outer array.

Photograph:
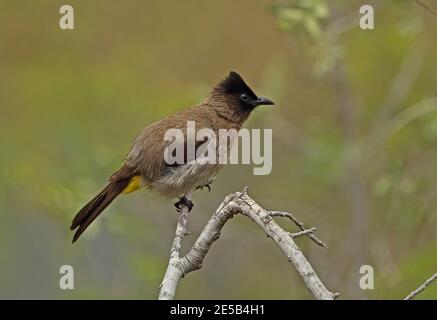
[[158, 187, 336, 300]]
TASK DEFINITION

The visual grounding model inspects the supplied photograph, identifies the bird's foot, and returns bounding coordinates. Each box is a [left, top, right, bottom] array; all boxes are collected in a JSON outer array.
[[174, 196, 194, 212], [195, 176, 215, 192], [195, 183, 211, 192]]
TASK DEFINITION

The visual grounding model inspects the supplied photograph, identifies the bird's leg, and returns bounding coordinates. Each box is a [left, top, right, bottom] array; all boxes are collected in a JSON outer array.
[[174, 195, 194, 212], [195, 176, 215, 192]]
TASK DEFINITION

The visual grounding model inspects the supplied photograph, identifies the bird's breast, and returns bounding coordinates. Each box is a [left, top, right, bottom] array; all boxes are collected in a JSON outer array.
[[150, 162, 221, 198]]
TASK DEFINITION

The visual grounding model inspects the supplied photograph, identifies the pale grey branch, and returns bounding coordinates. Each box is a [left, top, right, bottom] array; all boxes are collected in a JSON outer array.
[[404, 273, 437, 300], [158, 191, 192, 300], [158, 188, 336, 300], [269, 211, 328, 248], [290, 227, 317, 238]]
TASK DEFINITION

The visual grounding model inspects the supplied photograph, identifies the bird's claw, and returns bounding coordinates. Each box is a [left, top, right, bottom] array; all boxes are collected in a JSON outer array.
[[196, 177, 215, 192], [174, 196, 194, 212], [196, 183, 211, 192]]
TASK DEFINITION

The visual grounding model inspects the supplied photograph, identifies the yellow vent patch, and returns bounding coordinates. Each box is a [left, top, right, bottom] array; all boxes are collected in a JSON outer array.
[[122, 176, 143, 194]]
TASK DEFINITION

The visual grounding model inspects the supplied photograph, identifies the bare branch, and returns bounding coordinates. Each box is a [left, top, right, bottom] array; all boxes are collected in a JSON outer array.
[[290, 227, 317, 238], [404, 273, 437, 300], [158, 191, 192, 300], [269, 211, 328, 248], [158, 188, 336, 300]]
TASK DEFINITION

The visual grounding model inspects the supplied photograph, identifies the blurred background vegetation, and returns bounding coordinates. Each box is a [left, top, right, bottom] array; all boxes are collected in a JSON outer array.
[[0, 0, 436, 299]]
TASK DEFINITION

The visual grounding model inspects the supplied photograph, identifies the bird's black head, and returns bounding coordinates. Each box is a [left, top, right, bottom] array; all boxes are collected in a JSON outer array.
[[218, 71, 274, 111]]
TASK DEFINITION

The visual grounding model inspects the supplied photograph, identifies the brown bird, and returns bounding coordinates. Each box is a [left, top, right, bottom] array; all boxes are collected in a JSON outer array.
[[70, 71, 274, 242]]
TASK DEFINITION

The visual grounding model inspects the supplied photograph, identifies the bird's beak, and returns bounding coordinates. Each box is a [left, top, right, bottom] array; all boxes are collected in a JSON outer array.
[[252, 97, 275, 107]]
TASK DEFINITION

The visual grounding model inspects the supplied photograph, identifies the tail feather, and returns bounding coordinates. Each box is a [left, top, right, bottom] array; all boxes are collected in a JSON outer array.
[[70, 179, 130, 243]]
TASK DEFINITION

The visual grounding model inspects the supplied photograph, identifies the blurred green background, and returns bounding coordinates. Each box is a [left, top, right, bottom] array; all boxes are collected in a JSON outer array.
[[0, 0, 436, 299]]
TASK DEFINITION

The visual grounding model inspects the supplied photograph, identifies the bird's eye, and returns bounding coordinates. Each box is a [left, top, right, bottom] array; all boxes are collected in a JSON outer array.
[[240, 93, 249, 102]]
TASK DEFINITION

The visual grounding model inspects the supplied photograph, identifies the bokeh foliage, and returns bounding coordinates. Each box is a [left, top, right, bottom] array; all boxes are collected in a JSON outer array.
[[0, 0, 435, 299]]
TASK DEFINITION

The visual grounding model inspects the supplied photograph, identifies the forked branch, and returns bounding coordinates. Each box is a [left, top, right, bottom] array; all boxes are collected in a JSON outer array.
[[158, 188, 336, 300]]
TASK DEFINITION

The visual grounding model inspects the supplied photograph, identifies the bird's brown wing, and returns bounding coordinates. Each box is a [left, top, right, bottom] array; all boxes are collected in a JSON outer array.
[[109, 162, 139, 182], [123, 106, 217, 179], [164, 136, 210, 168]]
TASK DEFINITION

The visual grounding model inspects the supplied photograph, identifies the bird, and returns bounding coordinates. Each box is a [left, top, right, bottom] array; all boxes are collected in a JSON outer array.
[[70, 71, 274, 243]]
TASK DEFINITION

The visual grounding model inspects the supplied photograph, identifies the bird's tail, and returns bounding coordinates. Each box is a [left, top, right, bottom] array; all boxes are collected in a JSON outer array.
[[70, 179, 130, 243]]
